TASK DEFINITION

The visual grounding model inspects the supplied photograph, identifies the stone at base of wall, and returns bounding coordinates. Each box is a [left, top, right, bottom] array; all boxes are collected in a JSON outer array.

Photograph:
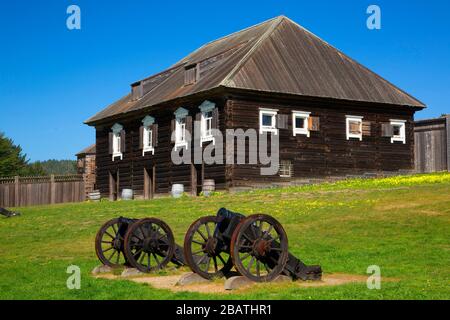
[[229, 170, 417, 193]]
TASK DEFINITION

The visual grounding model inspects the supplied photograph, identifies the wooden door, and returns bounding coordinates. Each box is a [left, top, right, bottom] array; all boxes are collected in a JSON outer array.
[[144, 167, 155, 199], [109, 170, 119, 201]]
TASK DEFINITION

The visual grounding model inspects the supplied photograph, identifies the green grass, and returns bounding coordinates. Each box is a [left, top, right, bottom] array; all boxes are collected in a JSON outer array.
[[1, 173, 449, 300]]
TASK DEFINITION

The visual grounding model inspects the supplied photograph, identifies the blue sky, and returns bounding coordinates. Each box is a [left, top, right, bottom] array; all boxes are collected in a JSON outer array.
[[0, 0, 449, 161]]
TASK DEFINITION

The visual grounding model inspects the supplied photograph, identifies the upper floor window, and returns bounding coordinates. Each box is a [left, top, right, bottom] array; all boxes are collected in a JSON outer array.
[[199, 100, 216, 144], [176, 118, 186, 143], [110, 123, 124, 161], [141, 115, 156, 155], [346, 115, 363, 141], [390, 119, 406, 144], [184, 64, 198, 85], [292, 111, 311, 137], [259, 108, 278, 135], [174, 107, 189, 150]]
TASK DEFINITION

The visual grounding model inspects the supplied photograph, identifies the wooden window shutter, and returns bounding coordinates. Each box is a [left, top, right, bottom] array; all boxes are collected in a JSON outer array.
[[195, 113, 202, 144], [184, 65, 197, 85], [362, 121, 371, 136], [276, 114, 288, 129], [170, 119, 176, 143], [139, 126, 144, 149], [108, 132, 113, 154], [152, 124, 158, 147], [212, 107, 219, 130], [381, 123, 394, 137], [186, 116, 193, 136], [120, 130, 126, 153], [349, 121, 361, 134], [308, 116, 320, 131]]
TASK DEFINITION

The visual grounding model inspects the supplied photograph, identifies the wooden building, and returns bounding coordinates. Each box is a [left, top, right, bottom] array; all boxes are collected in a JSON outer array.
[[414, 115, 449, 173], [85, 16, 425, 200], [76, 144, 96, 197]]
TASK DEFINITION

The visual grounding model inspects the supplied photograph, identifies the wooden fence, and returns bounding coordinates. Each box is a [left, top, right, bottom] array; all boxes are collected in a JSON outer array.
[[0, 174, 85, 208], [414, 115, 450, 173]]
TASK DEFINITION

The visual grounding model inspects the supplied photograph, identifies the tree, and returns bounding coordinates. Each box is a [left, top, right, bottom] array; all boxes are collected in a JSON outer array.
[[0, 132, 45, 177], [34, 159, 77, 175]]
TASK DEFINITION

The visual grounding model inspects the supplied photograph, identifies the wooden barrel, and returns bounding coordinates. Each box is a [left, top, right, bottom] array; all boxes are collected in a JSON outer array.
[[171, 184, 184, 198], [202, 179, 215, 196], [89, 190, 101, 202], [121, 189, 133, 200]]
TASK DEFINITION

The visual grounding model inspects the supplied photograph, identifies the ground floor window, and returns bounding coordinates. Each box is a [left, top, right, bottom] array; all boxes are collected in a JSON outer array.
[[279, 160, 293, 178], [346, 115, 363, 141], [292, 111, 311, 137], [259, 108, 278, 135], [390, 119, 406, 144]]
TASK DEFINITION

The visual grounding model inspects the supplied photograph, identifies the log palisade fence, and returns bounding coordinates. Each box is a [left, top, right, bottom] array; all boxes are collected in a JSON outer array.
[[414, 115, 450, 173], [0, 174, 85, 208]]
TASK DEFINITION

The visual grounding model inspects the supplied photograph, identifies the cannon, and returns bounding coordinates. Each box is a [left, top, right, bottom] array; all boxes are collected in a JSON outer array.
[[95, 217, 186, 272], [184, 208, 322, 282], [0, 207, 21, 218]]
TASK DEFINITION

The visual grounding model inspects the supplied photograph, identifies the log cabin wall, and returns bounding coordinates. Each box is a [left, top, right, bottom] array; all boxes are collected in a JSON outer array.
[[226, 96, 415, 187], [95, 97, 228, 199]]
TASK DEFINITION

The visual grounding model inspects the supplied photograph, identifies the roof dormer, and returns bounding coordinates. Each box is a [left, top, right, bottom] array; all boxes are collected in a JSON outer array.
[[131, 82, 143, 101], [184, 64, 198, 86]]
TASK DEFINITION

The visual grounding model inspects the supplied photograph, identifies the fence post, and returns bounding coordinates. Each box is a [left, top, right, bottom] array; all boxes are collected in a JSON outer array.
[[50, 174, 56, 204], [14, 176, 19, 207], [446, 115, 450, 172]]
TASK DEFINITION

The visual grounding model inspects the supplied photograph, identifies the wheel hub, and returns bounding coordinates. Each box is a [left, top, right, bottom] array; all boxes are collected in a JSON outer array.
[[113, 238, 122, 250], [253, 239, 271, 257], [143, 236, 159, 253], [203, 237, 218, 256]]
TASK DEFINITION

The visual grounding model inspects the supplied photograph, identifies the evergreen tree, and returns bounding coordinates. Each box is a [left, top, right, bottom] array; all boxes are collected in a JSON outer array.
[[0, 132, 45, 176]]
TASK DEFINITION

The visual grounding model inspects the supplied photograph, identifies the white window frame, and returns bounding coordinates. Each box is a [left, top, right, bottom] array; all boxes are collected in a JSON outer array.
[[174, 107, 189, 151], [111, 123, 123, 161], [292, 111, 311, 137], [143, 126, 154, 155], [390, 119, 406, 144], [279, 160, 293, 178], [346, 115, 363, 141], [142, 115, 155, 156], [199, 100, 215, 145], [259, 108, 279, 135]]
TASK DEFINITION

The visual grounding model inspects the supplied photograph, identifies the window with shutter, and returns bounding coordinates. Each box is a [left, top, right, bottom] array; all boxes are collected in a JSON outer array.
[[111, 123, 124, 161], [174, 107, 189, 150], [346, 116, 363, 141], [141, 116, 156, 155], [390, 120, 406, 144], [199, 100, 216, 145], [292, 111, 311, 137]]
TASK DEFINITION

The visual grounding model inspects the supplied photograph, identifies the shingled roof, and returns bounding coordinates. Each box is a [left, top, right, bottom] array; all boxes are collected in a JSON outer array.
[[75, 144, 96, 157], [85, 16, 425, 125]]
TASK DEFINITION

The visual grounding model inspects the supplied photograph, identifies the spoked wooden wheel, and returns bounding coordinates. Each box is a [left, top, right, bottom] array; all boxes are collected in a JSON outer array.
[[231, 214, 289, 282], [124, 218, 175, 273], [95, 218, 128, 267], [184, 216, 233, 280]]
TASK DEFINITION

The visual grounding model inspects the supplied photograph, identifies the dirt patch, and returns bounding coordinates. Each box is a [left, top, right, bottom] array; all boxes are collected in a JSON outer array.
[[94, 272, 378, 294]]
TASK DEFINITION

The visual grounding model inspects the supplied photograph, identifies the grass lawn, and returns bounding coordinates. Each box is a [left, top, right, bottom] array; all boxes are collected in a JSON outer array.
[[1, 173, 449, 300]]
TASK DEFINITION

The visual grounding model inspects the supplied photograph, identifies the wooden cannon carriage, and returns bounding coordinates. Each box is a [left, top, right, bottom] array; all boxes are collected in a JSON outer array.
[[95, 217, 186, 272], [184, 208, 322, 282], [94, 209, 321, 283]]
